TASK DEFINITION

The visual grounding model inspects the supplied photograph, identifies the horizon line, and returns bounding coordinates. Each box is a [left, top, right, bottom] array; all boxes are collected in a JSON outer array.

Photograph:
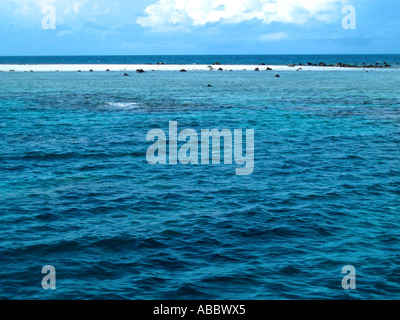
[[1, 53, 399, 57]]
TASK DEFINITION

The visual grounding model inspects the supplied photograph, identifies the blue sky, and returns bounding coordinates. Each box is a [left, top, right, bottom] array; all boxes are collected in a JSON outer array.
[[0, 0, 399, 55]]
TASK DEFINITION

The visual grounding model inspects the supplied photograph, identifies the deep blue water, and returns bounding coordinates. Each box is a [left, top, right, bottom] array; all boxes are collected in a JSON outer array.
[[1, 57, 400, 300], [1, 54, 400, 67]]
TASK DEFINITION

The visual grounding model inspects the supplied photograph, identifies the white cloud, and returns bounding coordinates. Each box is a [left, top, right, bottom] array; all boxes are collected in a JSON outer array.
[[64, 2, 83, 15], [259, 31, 288, 41], [0, 0, 116, 28], [1, 0, 111, 17], [2, 0, 56, 14], [137, 0, 347, 30]]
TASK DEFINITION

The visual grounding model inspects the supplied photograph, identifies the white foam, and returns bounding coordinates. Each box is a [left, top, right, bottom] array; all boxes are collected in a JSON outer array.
[[105, 102, 140, 109], [0, 64, 394, 72]]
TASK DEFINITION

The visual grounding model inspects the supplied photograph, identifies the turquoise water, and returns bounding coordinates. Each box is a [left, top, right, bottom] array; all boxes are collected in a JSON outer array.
[[1, 67, 400, 299], [1, 54, 399, 66]]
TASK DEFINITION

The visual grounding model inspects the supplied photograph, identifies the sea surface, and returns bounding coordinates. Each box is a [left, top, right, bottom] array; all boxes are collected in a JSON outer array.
[[1, 54, 400, 67], [1, 55, 400, 299]]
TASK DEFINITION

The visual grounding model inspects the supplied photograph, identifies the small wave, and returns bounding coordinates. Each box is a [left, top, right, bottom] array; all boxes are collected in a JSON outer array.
[[105, 102, 140, 109]]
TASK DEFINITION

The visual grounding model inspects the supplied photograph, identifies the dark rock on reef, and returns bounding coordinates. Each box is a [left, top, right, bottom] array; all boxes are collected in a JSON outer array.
[[275, 74, 280, 78], [213, 62, 222, 65], [218, 68, 223, 71], [266, 67, 273, 71], [9, 70, 15, 72], [77, 70, 81, 72], [288, 64, 296, 67], [255, 68, 260, 71], [334, 63, 342, 67], [106, 69, 110, 72], [180, 69, 187, 72], [207, 84, 213, 87], [260, 63, 266, 65], [319, 62, 327, 66], [307, 62, 312, 66], [124, 73, 129, 76], [136, 69, 145, 73], [89, 69, 94, 72]]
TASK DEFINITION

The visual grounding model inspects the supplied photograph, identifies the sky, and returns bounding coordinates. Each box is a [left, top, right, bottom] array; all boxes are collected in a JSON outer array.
[[0, 0, 399, 55]]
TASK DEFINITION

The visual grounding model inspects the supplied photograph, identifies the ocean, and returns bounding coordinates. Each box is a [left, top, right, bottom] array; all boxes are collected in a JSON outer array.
[[0, 55, 399, 299], [1, 54, 400, 66]]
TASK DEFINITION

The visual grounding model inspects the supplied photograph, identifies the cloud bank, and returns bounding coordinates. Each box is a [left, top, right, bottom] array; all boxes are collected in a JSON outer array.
[[138, 0, 347, 30]]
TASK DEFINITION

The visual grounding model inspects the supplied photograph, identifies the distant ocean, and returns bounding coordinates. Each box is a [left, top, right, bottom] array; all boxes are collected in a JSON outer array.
[[1, 55, 400, 300], [1, 54, 400, 66]]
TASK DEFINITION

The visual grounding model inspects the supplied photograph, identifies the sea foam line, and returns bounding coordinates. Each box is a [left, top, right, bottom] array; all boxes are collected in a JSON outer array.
[[0, 64, 394, 72]]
